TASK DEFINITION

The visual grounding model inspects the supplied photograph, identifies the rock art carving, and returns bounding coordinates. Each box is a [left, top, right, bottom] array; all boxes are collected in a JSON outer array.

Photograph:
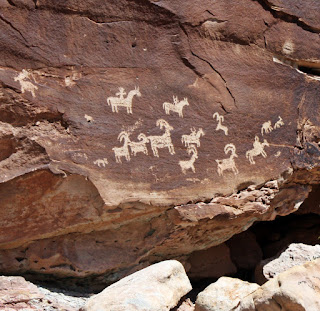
[[246, 136, 270, 164], [216, 143, 238, 176], [179, 145, 198, 174], [94, 158, 109, 167], [148, 119, 175, 157], [107, 86, 141, 114], [213, 112, 228, 135], [112, 131, 131, 163], [274, 116, 284, 129], [261, 121, 273, 135], [181, 128, 205, 147], [163, 96, 189, 118], [14, 69, 38, 97], [128, 133, 149, 156]]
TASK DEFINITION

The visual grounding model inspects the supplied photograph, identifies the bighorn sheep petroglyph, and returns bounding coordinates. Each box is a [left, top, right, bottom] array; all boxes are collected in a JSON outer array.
[[213, 112, 228, 135], [179, 145, 198, 174], [216, 143, 238, 176], [148, 119, 175, 157], [112, 131, 131, 163]]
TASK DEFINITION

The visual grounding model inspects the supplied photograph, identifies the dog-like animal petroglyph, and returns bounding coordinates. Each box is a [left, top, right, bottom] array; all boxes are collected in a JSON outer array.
[[147, 119, 175, 157], [163, 96, 189, 118], [274, 116, 284, 129], [213, 112, 228, 135], [179, 145, 198, 174], [181, 128, 205, 147], [261, 120, 273, 135], [216, 143, 238, 176], [128, 133, 149, 156], [107, 86, 141, 114], [14, 69, 38, 97], [246, 136, 270, 164], [94, 158, 109, 167]]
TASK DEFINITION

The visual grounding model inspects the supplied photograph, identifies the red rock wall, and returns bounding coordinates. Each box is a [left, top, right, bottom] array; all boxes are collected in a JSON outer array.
[[0, 0, 319, 284]]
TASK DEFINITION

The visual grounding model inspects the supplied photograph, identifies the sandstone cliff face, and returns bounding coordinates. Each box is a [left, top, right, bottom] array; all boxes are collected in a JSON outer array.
[[0, 0, 319, 285]]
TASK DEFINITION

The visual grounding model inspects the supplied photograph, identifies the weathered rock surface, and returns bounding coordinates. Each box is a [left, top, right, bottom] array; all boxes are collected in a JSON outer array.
[[235, 258, 320, 311], [0, 0, 319, 284], [256, 243, 320, 284], [0, 275, 88, 310], [195, 277, 259, 311], [82, 260, 192, 311]]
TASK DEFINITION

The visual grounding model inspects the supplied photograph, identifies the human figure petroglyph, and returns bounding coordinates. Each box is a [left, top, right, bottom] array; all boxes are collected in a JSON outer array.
[[274, 116, 284, 129], [216, 143, 238, 176], [179, 145, 198, 174], [129, 133, 149, 156], [181, 128, 205, 147], [107, 86, 141, 114], [213, 112, 228, 135], [246, 136, 270, 164], [94, 158, 109, 167], [14, 69, 38, 97], [261, 120, 273, 135], [148, 119, 175, 157], [112, 131, 131, 163], [163, 96, 189, 118]]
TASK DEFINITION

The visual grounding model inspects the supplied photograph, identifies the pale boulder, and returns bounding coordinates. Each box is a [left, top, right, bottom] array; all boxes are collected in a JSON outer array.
[[83, 260, 192, 311], [195, 277, 259, 311], [235, 258, 320, 311], [256, 243, 320, 283]]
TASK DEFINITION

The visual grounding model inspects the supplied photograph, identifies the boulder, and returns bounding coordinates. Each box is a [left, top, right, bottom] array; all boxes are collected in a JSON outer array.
[[255, 243, 320, 284], [195, 277, 259, 311], [0, 0, 319, 285], [82, 260, 192, 311], [235, 258, 320, 311]]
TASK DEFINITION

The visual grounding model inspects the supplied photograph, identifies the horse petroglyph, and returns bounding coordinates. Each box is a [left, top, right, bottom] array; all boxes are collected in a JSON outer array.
[[213, 112, 228, 135], [107, 86, 141, 114], [261, 120, 273, 135], [274, 116, 284, 129], [246, 136, 270, 164], [179, 145, 198, 174], [94, 158, 109, 167], [181, 128, 205, 147], [148, 119, 175, 157], [163, 96, 189, 118], [216, 143, 238, 176], [112, 131, 131, 163], [14, 69, 38, 97], [128, 133, 149, 156]]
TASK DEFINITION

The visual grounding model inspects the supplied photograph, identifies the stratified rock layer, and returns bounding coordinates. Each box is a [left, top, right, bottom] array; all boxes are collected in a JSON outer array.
[[0, 0, 319, 284]]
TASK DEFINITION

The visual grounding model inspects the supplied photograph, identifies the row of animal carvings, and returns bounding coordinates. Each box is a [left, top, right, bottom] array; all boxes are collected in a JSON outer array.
[[93, 114, 284, 176]]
